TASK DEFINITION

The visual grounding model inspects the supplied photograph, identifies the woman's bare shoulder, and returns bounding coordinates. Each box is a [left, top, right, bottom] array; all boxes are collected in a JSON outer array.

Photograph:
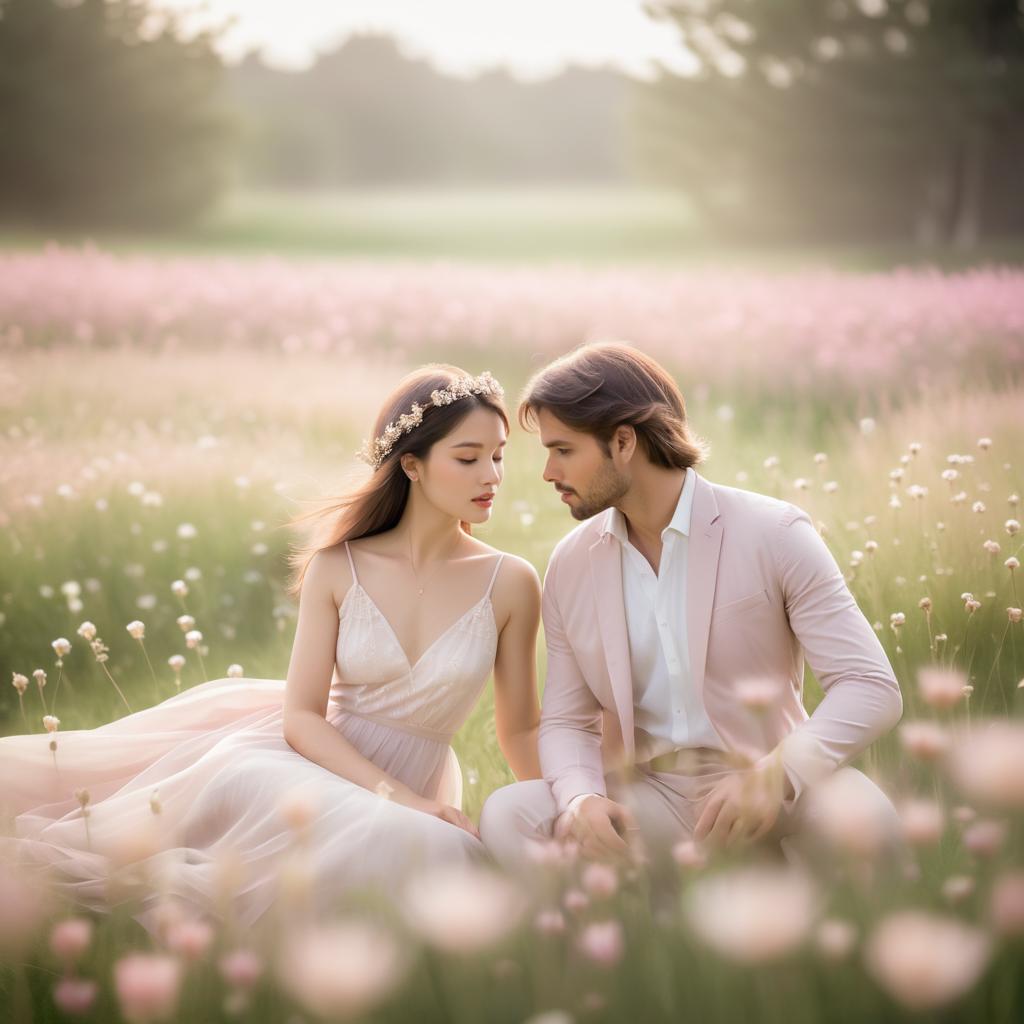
[[489, 550, 541, 613], [303, 544, 354, 607]]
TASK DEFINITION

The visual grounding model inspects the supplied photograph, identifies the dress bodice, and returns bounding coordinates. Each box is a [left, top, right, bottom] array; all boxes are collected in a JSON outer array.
[[330, 544, 504, 742]]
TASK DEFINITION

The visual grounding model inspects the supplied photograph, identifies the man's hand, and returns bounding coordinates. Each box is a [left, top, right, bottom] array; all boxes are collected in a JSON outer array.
[[694, 761, 787, 849], [569, 796, 644, 863]]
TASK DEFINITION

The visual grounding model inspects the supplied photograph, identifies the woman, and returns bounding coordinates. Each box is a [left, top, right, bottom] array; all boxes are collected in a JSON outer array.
[[0, 366, 542, 926]]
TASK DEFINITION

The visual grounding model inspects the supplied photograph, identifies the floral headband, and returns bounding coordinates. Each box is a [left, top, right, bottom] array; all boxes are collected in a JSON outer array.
[[358, 371, 505, 470]]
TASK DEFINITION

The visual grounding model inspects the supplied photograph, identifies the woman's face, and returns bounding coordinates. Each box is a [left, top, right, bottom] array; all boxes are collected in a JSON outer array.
[[406, 406, 507, 523]]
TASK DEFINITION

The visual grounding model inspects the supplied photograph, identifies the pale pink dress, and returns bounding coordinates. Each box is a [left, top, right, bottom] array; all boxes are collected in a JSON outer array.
[[0, 546, 504, 925]]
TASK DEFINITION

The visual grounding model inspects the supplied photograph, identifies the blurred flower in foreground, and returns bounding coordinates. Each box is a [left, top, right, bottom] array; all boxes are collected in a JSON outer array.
[[962, 820, 1007, 859], [53, 977, 99, 1016], [534, 909, 566, 936], [114, 953, 182, 1024], [166, 919, 214, 962], [278, 922, 405, 1019], [278, 785, 320, 839], [990, 871, 1024, 937], [803, 771, 897, 858], [403, 865, 525, 954], [898, 721, 949, 761], [815, 918, 857, 962], [686, 866, 818, 964], [0, 860, 53, 959], [577, 920, 625, 967], [899, 799, 945, 847], [917, 666, 968, 710], [671, 839, 708, 869], [864, 911, 990, 1011], [49, 918, 93, 966], [581, 862, 618, 899], [524, 1013, 574, 1024], [735, 677, 782, 712], [948, 720, 1024, 810], [219, 948, 264, 988], [942, 875, 976, 904]]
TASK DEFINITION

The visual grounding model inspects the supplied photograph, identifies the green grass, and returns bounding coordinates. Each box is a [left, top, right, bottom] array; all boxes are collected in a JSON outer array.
[[3, 186, 1024, 267]]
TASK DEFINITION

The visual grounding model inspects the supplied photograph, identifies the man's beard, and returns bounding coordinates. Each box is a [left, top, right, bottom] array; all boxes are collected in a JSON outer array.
[[567, 458, 629, 521]]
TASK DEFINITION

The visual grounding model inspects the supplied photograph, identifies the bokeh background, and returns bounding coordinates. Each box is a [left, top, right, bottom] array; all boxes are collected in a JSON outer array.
[[2, 2, 1024, 1021]]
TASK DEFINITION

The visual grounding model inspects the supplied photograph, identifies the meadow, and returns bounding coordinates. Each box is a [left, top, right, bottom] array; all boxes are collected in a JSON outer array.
[[1, 229, 1024, 1022]]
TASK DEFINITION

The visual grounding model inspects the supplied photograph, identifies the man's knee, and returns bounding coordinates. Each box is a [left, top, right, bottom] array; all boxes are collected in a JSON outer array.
[[479, 780, 557, 865], [829, 766, 900, 833], [783, 765, 904, 865]]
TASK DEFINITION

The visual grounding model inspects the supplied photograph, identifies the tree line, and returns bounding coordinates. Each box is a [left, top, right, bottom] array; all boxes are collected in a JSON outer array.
[[0, 0, 1021, 244]]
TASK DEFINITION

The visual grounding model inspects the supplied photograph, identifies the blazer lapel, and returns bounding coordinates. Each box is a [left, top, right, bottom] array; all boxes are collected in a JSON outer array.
[[588, 527, 635, 760], [687, 474, 723, 705]]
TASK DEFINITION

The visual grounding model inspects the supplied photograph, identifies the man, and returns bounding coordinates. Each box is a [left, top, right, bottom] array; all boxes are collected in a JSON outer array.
[[481, 342, 903, 869]]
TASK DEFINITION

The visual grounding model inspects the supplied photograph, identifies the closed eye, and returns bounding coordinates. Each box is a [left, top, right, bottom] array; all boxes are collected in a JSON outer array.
[[457, 458, 504, 464]]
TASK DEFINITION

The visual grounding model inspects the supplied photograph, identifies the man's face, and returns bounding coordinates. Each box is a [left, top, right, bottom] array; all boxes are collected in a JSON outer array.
[[536, 408, 629, 521]]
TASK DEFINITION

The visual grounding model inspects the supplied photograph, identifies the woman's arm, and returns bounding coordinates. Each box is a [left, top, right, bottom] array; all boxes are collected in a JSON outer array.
[[282, 549, 475, 833], [492, 556, 543, 781]]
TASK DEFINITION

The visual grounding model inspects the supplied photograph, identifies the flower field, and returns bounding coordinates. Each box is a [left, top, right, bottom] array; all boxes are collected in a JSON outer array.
[[1, 246, 1023, 1022]]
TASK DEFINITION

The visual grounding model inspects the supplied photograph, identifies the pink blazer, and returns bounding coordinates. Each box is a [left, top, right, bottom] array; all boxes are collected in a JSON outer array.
[[537, 470, 903, 815]]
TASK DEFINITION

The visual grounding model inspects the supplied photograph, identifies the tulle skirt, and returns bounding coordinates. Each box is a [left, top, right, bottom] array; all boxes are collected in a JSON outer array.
[[0, 676, 483, 926]]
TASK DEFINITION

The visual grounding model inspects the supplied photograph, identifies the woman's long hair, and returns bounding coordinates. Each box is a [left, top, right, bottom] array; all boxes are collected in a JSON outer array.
[[286, 365, 509, 597]]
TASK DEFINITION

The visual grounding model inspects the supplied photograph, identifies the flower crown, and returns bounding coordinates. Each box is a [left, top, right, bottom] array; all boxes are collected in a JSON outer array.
[[358, 371, 505, 470]]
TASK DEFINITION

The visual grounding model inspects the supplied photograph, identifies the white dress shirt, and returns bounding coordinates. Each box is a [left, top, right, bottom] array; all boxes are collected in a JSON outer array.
[[567, 469, 725, 817]]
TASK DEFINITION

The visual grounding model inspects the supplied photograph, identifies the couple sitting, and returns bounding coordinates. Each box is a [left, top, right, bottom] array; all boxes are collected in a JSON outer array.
[[1, 342, 903, 923]]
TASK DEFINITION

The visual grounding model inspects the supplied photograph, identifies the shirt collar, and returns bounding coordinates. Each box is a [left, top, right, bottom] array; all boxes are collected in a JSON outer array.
[[604, 468, 695, 544]]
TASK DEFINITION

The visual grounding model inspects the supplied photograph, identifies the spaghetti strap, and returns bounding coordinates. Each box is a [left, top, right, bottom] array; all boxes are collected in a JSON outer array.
[[484, 554, 504, 599], [344, 541, 358, 584]]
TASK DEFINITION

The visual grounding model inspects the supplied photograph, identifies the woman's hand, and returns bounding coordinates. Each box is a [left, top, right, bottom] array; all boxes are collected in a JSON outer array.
[[415, 798, 481, 839]]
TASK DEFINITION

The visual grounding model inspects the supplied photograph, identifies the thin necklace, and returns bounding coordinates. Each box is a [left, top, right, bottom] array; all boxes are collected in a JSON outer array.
[[406, 532, 459, 596]]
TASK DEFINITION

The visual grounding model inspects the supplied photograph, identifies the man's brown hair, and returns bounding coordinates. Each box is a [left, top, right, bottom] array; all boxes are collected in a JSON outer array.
[[518, 341, 708, 469]]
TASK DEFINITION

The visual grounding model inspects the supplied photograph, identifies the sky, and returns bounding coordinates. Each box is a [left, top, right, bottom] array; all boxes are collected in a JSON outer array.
[[152, 0, 699, 79]]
